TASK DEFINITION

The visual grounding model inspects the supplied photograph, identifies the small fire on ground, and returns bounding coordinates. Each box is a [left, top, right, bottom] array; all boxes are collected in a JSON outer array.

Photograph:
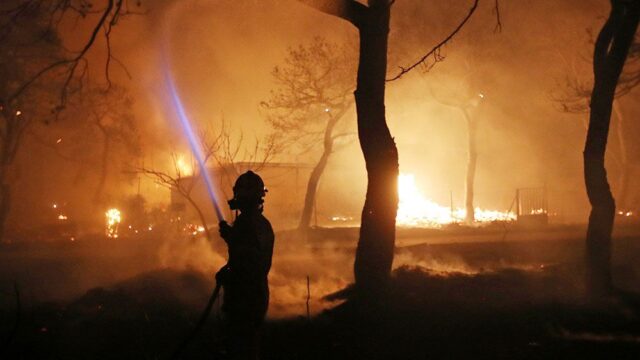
[[106, 208, 122, 238], [396, 173, 515, 227]]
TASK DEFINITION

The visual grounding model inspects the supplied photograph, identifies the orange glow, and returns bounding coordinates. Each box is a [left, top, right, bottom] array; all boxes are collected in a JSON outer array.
[[106, 208, 122, 238], [175, 155, 193, 177], [396, 173, 515, 227]]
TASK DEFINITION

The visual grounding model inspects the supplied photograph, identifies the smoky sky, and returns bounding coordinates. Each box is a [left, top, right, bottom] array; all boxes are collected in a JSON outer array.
[[16, 0, 637, 226]]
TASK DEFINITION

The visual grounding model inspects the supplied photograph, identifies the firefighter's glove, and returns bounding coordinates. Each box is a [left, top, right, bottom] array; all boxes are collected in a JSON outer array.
[[216, 265, 231, 285], [219, 221, 232, 241]]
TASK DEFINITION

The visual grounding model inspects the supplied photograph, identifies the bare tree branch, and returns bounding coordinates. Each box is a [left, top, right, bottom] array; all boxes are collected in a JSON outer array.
[[493, 0, 502, 33], [5, 0, 139, 108], [137, 148, 215, 242], [137, 121, 278, 236], [262, 37, 355, 156], [552, 30, 640, 113], [388, 0, 480, 81], [9, 0, 116, 104]]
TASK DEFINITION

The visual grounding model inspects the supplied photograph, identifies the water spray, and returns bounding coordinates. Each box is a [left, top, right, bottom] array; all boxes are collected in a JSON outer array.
[[162, 63, 225, 222], [163, 55, 226, 359]]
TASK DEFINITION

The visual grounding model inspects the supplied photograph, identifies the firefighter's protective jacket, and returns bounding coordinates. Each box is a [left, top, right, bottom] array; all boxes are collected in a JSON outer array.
[[221, 211, 274, 322]]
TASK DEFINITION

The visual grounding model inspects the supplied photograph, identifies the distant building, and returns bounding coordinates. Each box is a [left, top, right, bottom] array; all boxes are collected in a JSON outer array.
[[171, 162, 314, 230]]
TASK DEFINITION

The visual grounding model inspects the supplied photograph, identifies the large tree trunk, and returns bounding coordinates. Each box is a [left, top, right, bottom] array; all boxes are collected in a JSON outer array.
[[299, 0, 399, 294], [584, 1, 639, 298], [352, 0, 399, 294], [298, 115, 341, 230], [464, 110, 477, 224]]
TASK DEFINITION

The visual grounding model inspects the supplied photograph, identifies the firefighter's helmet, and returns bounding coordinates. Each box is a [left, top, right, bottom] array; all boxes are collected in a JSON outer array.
[[228, 171, 267, 210]]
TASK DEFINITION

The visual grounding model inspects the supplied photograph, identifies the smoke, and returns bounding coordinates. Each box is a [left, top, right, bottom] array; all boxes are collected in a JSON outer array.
[[156, 236, 226, 274], [13, 0, 631, 233], [268, 243, 354, 318], [8, 0, 640, 329], [394, 250, 477, 275], [153, 230, 355, 318]]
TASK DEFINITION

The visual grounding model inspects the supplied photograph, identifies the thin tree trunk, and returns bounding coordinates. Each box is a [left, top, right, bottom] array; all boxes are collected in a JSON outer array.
[[0, 110, 15, 242], [0, 100, 31, 242], [584, 1, 639, 297], [0, 151, 12, 241], [464, 109, 477, 224], [185, 194, 213, 242], [0, 179, 11, 242], [353, 0, 399, 294], [298, 115, 341, 230], [94, 134, 110, 202], [298, 150, 330, 230], [427, 90, 480, 224]]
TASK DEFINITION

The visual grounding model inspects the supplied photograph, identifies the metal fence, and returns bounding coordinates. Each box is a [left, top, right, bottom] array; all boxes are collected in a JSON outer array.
[[516, 187, 548, 225]]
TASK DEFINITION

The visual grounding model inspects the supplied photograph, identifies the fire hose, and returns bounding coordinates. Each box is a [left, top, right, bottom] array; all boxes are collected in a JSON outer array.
[[170, 278, 222, 359], [163, 56, 227, 359]]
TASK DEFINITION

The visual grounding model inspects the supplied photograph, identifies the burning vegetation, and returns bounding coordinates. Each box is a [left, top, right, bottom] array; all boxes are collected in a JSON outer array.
[[396, 173, 516, 227], [1, 0, 640, 359]]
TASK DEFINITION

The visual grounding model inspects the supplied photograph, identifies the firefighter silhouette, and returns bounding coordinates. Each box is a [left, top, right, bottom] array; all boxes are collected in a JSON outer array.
[[218, 171, 274, 360]]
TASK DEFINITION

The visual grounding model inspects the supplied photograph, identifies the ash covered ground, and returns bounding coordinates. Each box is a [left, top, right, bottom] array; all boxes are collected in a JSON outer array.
[[2, 224, 640, 359]]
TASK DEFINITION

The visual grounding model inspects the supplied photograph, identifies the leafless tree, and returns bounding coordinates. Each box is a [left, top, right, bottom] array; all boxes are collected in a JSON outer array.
[[0, 0, 138, 239], [261, 37, 356, 231], [1, 1, 140, 106], [83, 86, 140, 201], [58, 85, 140, 200], [298, 0, 494, 295], [299, 0, 399, 295], [205, 120, 281, 195], [427, 69, 485, 224], [138, 123, 279, 241], [554, 31, 640, 212], [139, 153, 216, 243], [583, 0, 639, 298], [27, 84, 141, 205], [556, 30, 640, 109]]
